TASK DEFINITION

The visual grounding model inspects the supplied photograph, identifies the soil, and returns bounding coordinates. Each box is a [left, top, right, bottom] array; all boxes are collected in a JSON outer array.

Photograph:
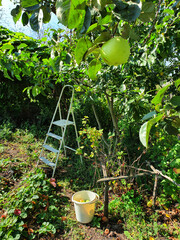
[[0, 139, 179, 240]]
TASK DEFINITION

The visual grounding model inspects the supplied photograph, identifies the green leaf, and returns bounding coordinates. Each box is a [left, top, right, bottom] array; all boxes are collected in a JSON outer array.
[[75, 38, 92, 64], [94, 32, 111, 45], [175, 79, 180, 88], [114, 1, 142, 22], [165, 124, 179, 135], [30, 12, 39, 31], [42, 6, 51, 23], [139, 2, 155, 22], [22, 12, 29, 26], [88, 59, 101, 80], [98, 14, 112, 25], [17, 43, 28, 49], [80, 6, 91, 34], [65, 53, 71, 64], [11, 8, 18, 17], [50, 56, 61, 72], [1, 43, 15, 51], [21, 0, 39, 8], [171, 96, 180, 106], [21, 212, 27, 218], [142, 111, 156, 121], [172, 117, 180, 128], [25, 4, 40, 11], [11, 6, 22, 23], [0, 0, 2, 6], [151, 84, 171, 105], [92, 0, 112, 10], [86, 23, 98, 33], [139, 114, 163, 148], [56, 0, 86, 29], [32, 86, 41, 97], [170, 158, 180, 168]]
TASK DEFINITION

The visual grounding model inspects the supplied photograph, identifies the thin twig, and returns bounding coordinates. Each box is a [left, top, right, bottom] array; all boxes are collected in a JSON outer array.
[[97, 172, 155, 183], [131, 150, 146, 166], [91, 103, 109, 149], [152, 174, 158, 207], [146, 161, 180, 188], [126, 165, 154, 174]]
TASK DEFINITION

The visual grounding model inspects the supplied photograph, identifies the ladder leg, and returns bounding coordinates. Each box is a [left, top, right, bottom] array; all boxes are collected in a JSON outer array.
[[52, 167, 56, 178], [72, 112, 83, 163]]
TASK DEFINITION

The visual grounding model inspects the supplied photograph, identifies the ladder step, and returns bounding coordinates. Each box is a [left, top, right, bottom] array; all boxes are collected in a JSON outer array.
[[65, 146, 76, 152], [39, 157, 56, 167], [53, 119, 74, 127], [43, 144, 59, 153], [47, 132, 62, 140]]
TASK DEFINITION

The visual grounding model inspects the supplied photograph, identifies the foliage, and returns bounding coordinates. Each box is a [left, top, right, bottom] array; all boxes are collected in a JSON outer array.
[[108, 191, 180, 240], [0, 169, 66, 239], [0, 127, 180, 239], [3, 0, 180, 147], [76, 116, 103, 159]]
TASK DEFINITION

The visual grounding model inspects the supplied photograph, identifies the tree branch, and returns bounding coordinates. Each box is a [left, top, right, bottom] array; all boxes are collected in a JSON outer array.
[[91, 103, 109, 149], [97, 172, 155, 183], [143, 0, 162, 45], [146, 161, 180, 188]]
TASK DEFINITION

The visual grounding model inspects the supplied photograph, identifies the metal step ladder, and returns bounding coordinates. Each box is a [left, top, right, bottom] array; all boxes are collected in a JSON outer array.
[[37, 85, 82, 177]]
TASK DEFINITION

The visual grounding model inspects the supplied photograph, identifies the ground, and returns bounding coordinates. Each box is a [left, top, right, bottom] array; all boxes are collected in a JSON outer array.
[[0, 137, 179, 240]]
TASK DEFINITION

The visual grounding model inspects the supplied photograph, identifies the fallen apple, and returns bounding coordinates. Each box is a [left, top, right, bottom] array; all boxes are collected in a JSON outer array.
[[79, 199, 89, 202], [100, 37, 130, 65]]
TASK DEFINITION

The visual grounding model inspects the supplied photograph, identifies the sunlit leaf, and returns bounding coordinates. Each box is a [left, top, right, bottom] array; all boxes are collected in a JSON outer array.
[[24, 4, 40, 11], [162, 205, 168, 210], [88, 59, 101, 80], [1, 43, 14, 51], [147, 199, 153, 207], [151, 84, 171, 105], [56, 0, 86, 29], [17, 43, 28, 49], [149, 237, 155, 240], [21, 0, 39, 8], [75, 38, 92, 64], [173, 168, 180, 174], [139, 114, 163, 148], [175, 78, 180, 88], [32, 86, 41, 97], [86, 23, 98, 33], [11, 5, 22, 23]]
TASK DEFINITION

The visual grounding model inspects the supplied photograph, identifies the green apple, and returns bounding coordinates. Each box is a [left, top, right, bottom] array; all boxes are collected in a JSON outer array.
[[100, 37, 130, 66]]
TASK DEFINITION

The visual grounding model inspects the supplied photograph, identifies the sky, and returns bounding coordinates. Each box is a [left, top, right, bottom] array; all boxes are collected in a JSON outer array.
[[0, 0, 63, 39]]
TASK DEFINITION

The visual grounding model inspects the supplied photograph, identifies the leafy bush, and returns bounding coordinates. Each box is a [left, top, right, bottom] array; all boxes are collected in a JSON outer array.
[[0, 169, 66, 239]]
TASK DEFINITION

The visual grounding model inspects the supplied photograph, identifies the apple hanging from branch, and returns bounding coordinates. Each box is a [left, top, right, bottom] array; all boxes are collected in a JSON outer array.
[[100, 37, 130, 66]]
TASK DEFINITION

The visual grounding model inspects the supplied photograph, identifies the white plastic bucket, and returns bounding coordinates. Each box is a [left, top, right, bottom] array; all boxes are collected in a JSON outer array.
[[72, 190, 99, 224]]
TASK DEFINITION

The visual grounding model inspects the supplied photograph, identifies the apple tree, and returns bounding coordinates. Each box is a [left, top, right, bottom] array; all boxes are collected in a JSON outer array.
[[8, 0, 180, 148]]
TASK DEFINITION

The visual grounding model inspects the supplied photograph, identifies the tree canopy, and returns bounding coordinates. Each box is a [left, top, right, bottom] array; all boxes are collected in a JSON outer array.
[[0, 0, 179, 148]]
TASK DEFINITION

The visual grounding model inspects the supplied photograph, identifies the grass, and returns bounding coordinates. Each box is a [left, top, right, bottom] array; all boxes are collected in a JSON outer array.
[[0, 125, 179, 240]]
